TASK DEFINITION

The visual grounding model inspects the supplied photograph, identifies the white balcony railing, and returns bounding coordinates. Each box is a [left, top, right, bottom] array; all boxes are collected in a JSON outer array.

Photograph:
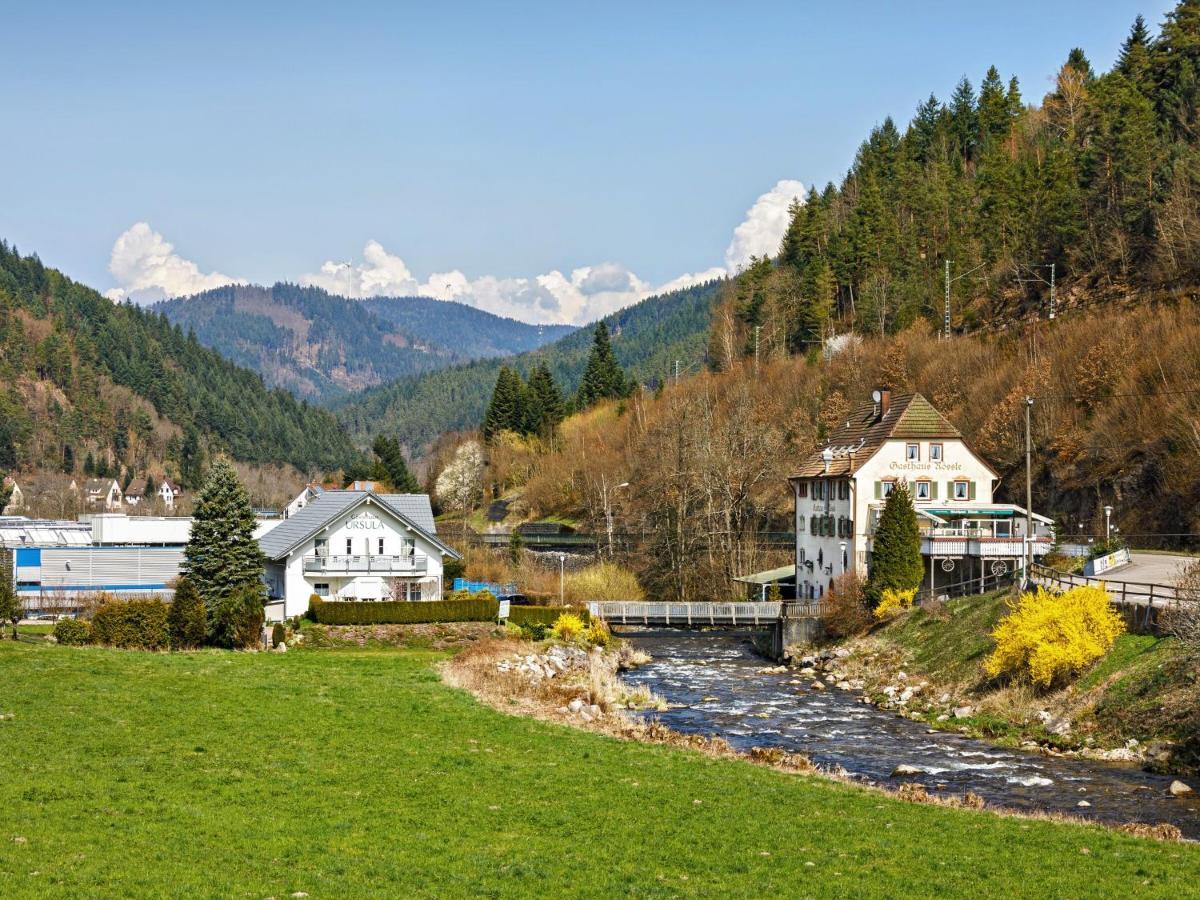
[[303, 553, 428, 574]]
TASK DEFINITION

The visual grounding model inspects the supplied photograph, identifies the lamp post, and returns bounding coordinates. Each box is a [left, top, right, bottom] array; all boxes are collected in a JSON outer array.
[[1104, 505, 1113, 544], [558, 553, 566, 605]]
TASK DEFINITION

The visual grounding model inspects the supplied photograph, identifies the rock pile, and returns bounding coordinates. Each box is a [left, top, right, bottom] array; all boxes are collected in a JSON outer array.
[[791, 648, 866, 693], [496, 644, 590, 681]]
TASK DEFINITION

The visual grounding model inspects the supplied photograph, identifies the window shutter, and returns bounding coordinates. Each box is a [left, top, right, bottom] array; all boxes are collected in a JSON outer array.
[[874, 481, 882, 500], [947, 480, 954, 499], [847, 518, 854, 538], [931, 481, 939, 500], [968, 481, 976, 501]]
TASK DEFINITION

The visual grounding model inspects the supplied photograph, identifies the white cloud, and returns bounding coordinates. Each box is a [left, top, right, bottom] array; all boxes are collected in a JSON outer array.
[[105, 178, 801, 324], [723, 178, 806, 273], [103, 222, 242, 303]]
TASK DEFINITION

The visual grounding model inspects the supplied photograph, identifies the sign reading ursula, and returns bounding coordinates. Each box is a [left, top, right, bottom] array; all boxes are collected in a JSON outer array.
[[345, 512, 384, 530]]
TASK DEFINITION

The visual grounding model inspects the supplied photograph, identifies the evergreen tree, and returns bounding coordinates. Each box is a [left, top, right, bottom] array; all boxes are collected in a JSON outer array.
[[371, 435, 419, 492], [182, 457, 266, 626], [0, 553, 19, 639], [167, 576, 207, 649], [482, 366, 524, 442], [83, 451, 95, 476], [576, 322, 628, 408], [978, 66, 1011, 141], [61, 444, 74, 474], [1118, 14, 1154, 86], [949, 76, 979, 161], [179, 425, 205, 488], [867, 482, 924, 603], [526, 362, 565, 434]]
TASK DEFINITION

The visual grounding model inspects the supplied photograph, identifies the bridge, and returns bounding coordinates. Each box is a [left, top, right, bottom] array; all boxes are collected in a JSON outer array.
[[590, 600, 832, 654]]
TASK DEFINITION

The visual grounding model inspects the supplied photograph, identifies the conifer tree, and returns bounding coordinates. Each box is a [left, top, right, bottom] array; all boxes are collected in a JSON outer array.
[[183, 456, 266, 622], [526, 362, 565, 434], [482, 366, 524, 442], [978, 66, 1010, 140], [867, 481, 924, 603], [371, 435, 419, 492], [576, 322, 628, 408], [167, 576, 207, 649], [0, 551, 19, 638]]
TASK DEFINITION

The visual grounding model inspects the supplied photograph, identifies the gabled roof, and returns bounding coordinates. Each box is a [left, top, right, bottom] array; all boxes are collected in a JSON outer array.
[[791, 393, 974, 478], [257, 490, 460, 561], [125, 479, 147, 496]]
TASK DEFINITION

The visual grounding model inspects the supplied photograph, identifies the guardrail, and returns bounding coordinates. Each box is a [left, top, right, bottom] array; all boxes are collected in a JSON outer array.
[[1030, 563, 1191, 631], [303, 554, 427, 574]]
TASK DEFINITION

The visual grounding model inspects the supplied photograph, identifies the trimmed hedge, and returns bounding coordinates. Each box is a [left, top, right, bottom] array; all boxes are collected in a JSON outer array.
[[53, 617, 92, 646], [508, 605, 591, 627], [91, 599, 170, 650], [308, 595, 500, 625]]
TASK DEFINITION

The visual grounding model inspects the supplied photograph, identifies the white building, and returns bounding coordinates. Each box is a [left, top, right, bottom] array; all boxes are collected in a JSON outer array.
[[259, 489, 461, 621], [83, 479, 123, 511], [790, 390, 1054, 600]]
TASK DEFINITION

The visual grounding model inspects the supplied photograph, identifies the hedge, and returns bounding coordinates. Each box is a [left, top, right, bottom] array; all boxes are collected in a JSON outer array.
[[308, 595, 500, 625], [53, 617, 92, 645], [507, 605, 591, 626], [90, 598, 170, 650]]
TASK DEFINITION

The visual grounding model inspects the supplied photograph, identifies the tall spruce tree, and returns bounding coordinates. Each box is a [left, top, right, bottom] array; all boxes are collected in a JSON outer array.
[[182, 456, 266, 618], [371, 435, 419, 492], [576, 322, 628, 408], [526, 362, 565, 434], [482, 366, 525, 442], [867, 481, 924, 603]]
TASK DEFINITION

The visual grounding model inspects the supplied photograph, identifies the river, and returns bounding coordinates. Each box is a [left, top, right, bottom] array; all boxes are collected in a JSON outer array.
[[618, 629, 1200, 838]]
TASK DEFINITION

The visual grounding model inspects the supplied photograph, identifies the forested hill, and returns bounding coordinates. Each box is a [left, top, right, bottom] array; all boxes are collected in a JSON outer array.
[[361, 296, 575, 358], [155, 284, 572, 404], [709, 3, 1200, 367], [0, 243, 359, 482], [335, 279, 723, 453]]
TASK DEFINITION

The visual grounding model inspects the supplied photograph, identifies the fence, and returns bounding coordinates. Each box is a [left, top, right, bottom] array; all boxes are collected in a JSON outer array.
[[451, 579, 518, 597], [1030, 563, 1190, 632]]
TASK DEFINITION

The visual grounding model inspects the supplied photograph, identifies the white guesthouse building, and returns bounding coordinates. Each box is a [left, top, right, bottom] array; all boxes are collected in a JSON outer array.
[[258, 489, 462, 621], [790, 390, 1054, 601]]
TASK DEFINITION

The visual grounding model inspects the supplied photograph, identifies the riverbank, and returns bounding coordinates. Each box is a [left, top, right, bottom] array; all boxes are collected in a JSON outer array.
[[824, 590, 1200, 775]]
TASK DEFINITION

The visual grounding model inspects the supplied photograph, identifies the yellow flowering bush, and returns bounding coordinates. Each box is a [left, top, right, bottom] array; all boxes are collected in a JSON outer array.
[[582, 618, 612, 648], [984, 586, 1125, 688], [550, 613, 586, 642], [873, 587, 917, 619]]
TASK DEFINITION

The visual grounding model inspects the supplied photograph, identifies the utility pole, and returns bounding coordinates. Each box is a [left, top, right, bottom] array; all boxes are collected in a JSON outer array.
[[1049, 262, 1056, 320], [674, 359, 680, 384], [1024, 396, 1034, 587], [944, 260, 951, 340], [754, 325, 761, 370]]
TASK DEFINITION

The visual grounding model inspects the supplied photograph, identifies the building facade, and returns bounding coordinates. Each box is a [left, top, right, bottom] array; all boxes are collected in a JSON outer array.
[[790, 391, 1054, 600], [258, 490, 461, 621]]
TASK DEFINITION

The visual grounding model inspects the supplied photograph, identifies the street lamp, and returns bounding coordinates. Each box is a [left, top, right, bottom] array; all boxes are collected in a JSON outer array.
[[558, 553, 566, 605], [1104, 505, 1113, 544]]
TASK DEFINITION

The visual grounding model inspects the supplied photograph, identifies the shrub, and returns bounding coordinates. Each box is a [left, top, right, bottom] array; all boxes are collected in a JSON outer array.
[[565, 563, 643, 603], [984, 586, 1126, 688], [53, 617, 92, 646], [91, 598, 171, 650], [508, 605, 590, 627], [271, 622, 286, 648], [550, 613, 585, 642], [582, 618, 612, 648], [209, 584, 266, 649], [1162, 559, 1200, 658], [822, 572, 872, 640], [168, 578, 207, 650], [874, 587, 917, 620], [308, 595, 500, 626], [867, 481, 923, 605]]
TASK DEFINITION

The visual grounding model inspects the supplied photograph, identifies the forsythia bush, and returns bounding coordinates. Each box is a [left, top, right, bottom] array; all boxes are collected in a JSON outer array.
[[550, 613, 585, 641], [873, 587, 917, 619], [582, 618, 612, 648], [984, 586, 1126, 688]]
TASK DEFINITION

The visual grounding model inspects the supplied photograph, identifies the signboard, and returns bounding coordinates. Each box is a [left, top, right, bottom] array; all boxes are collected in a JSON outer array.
[[498, 599, 511, 619], [345, 512, 384, 530]]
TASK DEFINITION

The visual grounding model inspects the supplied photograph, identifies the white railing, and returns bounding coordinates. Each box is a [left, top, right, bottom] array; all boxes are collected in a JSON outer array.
[[591, 601, 781, 625], [302, 553, 427, 574]]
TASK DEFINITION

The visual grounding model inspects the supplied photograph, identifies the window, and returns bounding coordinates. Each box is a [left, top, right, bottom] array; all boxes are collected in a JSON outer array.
[[881, 480, 895, 498], [915, 480, 931, 500], [797, 516, 806, 534], [995, 520, 1011, 537], [313, 582, 330, 597], [346, 538, 353, 554], [378, 537, 385, 555], [839, 481, 850, 500], [930, 443, 943, 462], [315, 537, 327, 557], [954, 480, 969, 500], [906, 443, 920, 461], [796, 481, 808, 499]]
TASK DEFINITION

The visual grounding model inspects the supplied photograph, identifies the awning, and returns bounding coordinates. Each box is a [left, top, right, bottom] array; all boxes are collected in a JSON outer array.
[[925, 508, 1014, 517], [733, 564, 796, 585]]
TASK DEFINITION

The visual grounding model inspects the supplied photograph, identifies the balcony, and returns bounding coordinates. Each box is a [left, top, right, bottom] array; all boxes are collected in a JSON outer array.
[[303, 553, 428, 574]]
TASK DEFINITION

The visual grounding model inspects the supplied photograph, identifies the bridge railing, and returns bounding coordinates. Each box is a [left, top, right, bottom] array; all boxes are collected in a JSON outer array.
[[591, 601, 781, 625]]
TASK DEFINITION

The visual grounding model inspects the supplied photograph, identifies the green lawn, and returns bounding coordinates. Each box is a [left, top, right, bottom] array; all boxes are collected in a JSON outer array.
[[1, 642, 1197, 898]]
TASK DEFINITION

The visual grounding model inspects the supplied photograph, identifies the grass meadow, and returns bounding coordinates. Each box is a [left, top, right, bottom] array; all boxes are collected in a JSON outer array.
[[0, 640, 1197, 897]]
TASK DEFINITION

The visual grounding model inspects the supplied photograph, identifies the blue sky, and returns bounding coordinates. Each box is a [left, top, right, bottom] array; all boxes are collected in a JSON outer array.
[[0, 0, 1177, 323]]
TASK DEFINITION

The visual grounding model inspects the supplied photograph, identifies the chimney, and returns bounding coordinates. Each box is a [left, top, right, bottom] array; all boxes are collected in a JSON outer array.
[[878, 388, 891, 420]]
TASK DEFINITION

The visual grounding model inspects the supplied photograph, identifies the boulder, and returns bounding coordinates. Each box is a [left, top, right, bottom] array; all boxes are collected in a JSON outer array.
[[836, 681, 851, 691], [953, 706, 974, 719], [834, 648, 851, 658], [1077, 800, 1091, 808], [810, 681, 825, 691], [891, 764, 924, 777], [896, 671, 908, 681], [568, 698, 585, 713], [1169, 780, 1194, 798]]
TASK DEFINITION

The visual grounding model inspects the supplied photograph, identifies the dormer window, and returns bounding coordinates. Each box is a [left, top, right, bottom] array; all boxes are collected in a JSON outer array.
[[906, 443, 920, 461]]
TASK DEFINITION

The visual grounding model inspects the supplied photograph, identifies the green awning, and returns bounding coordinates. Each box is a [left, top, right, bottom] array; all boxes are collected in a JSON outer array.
[[733, 565, 796, 585], [924, 508, 1014, 517]]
